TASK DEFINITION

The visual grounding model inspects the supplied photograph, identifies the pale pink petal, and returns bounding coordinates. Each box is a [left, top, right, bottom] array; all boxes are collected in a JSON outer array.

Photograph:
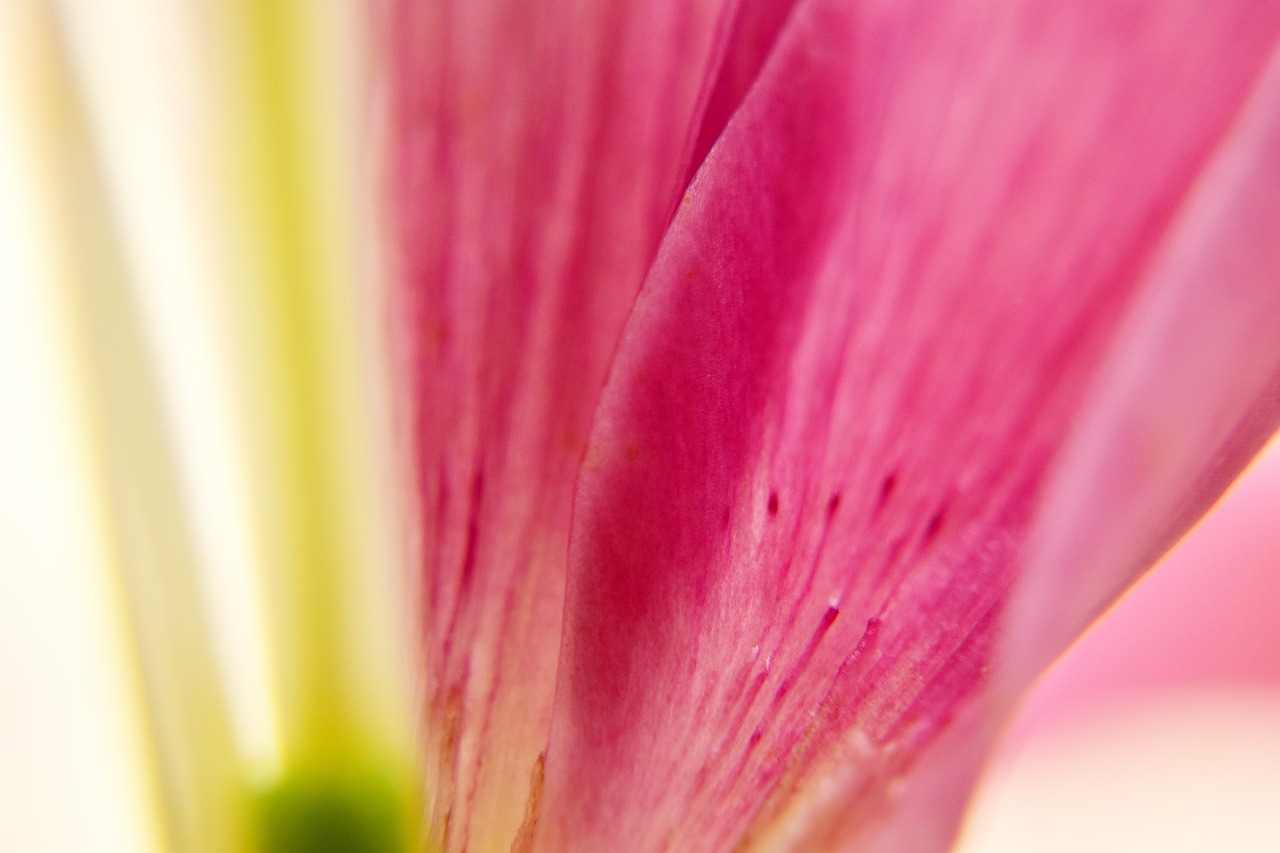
[[537, 2, 1280, 849], [879, 58, 1280, 848], [386, 1, 763, 848], [1002, 435, 1280, 750], [999, 44, 1280, 693]]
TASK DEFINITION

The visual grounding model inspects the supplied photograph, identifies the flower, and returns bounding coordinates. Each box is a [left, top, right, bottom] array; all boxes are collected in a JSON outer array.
[[388, 0, 1280, 850]]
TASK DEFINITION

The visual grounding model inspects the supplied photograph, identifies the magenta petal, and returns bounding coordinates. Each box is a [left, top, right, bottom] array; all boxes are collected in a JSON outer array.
[[681, 0, 803, 187], [538, 2, 1280, 849], [386, 1, 754, 848]]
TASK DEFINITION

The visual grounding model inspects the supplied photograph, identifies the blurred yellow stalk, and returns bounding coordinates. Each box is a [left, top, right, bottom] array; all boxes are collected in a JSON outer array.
[[201, 0, 419, 846], [28, 0, 417, 848]]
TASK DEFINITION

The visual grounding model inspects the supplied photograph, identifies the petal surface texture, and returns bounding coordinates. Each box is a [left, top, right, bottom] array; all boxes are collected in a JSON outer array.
[[386, 0, 780, 848], [539, 1, 1280, 850]]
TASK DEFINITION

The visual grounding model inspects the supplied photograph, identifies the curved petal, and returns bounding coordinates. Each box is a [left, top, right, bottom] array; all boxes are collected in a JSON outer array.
[[680, 0, 804, 188], [999, 44, 1280, 692], [857, 40, 1280, 853], [537, 1, 1280, 849], [1012, 435, 1280, 734], [384, 0, 795, 848]]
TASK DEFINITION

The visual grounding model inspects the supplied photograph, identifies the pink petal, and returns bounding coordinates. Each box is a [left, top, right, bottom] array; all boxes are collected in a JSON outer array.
[[1000, 435, 1280, 753], [870, 44, 1280, 853], [537, 2, 1280, 849], [386, 1, 764, 848], [682, 0, 803, 189], [1000, 49, 1280, 690]]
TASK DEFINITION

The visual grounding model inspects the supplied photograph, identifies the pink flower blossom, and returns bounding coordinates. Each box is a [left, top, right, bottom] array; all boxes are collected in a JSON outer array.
[[387, 1, 1280, 849]]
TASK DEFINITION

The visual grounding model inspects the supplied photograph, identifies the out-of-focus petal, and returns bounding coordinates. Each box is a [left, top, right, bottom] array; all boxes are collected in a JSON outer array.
[[953, 437, 1280, 851], [1010, 434, 1280, 737], [386, 0, 789, 848], [537, 1, 1280, 849], [999, 48, 1280, 689], [863, 42, 1280, 853]]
